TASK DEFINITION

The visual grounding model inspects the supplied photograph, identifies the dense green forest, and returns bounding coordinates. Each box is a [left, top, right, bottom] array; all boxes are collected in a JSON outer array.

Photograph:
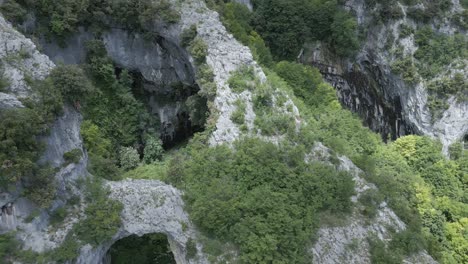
[[0, 0, 467, 263]]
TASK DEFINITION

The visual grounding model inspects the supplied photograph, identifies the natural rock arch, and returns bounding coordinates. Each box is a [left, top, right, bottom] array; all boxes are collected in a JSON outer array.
[[76, 179, 207, 264]]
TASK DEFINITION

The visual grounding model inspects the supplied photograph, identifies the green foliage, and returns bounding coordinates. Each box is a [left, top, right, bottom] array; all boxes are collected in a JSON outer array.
[[0, 0, 27, 24], [188, 38, 208, 64], [88, 154, 122, 181], [427, 74, 468, 120], [118, 146, 140, 171], [231, 100, 246, 125], [0, 107, 45, 184], [0, 72, 9, 93], [0, 232, 19, 261], [274, 61, 332, 107], [186, 238, 197, 259], [358, 188, 384, 218], [80, 121, 112, 158], [220, 2, 273, 66], [181, 24, 198, 47], [74, 178, 123, 246], [448, 142, 463, 160], [227, 66, 256, 93], [391, 56, 419, 84], [399, 23, 414, 38], [143, 136, 164, 164], [47, 234, 80, 262], [25, 165, 57, 208], [196, 63, 217, 99], [250, 0, 359, 60], [63, 148, 82, 165], [330, 10, 359, 57], [175, 138, 354, 262], [84, 42, 155, 149], [368, 235, 403, 264], [49, 65, 94, 104], [23, 0, 179, 40], [121, 161, 168, 181], [49, 206, 68, 226], [414, 27, 467, 80]]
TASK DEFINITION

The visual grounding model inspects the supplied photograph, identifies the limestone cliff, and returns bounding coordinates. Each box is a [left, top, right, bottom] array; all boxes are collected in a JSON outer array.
[[302, 0, 467, 153]]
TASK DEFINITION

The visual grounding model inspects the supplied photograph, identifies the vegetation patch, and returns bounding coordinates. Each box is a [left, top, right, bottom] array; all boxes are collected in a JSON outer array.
[[170, 138, 355, 263], [227, 66, 257, 93], [230, 99, 246, 125]]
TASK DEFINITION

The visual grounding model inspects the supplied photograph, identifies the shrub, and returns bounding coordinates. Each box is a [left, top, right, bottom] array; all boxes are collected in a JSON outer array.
[[25, 165, 57, 208], [121, 161, 168, 181], [448, 142, 462, 160], [0, 232, 19, 261], [181, 24, 198, 47], [63, 148, 82, 165], [80, 121, 112, 158], [0, 73, 9, 92], [49, 65, 95, 104], [0, 0, 27, 24], [399, 24, 414, 39], [88, 154, 122, 181], [368, 236, 403, 264], [227, 66, 256, 93], [188, 38, 208, 64], [50, 207, 68, 226], [47, 234, 80, 262], [119, 146, 140, 170], [196, 63, 217, 100], [178, 138, 355, 262], [143, 136, 164, 164], [74, 178, 123, 246], [231, 100, 246, 125], [358, 188, 384, 218], [186, 238, 197, 259]]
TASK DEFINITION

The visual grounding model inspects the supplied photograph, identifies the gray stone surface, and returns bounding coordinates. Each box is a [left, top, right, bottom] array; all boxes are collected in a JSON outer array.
[[341, 0, 468, 153], [76, 179, 208, 264], [309, 143, 436, 264]]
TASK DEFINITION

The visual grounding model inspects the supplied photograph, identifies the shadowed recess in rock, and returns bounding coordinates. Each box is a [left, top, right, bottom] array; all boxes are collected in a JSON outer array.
[[107, 233, 176, 264]]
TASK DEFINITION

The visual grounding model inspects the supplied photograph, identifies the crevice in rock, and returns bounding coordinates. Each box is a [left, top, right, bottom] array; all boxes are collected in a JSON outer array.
[[106, 233, 176, 264], [121, 69, 206, 149]]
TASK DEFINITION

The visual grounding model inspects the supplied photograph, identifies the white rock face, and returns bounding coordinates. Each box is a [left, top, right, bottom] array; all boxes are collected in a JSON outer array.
[[175, 0, 260, 145], [0, 12, 205, 263], [309, 143, 436, 264], [0, 16, 54, 99], [343, 0, 468, 153], [75, 180, 208, 264]]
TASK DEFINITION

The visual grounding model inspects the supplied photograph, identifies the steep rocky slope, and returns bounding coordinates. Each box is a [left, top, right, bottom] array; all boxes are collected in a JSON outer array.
[[0, 0, 462, 263], [302, 0, 467, 153]]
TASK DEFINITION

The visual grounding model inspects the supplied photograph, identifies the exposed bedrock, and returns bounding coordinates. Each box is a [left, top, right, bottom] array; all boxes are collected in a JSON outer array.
[[76, 180, 208, 264], [302, 0, 468, 150], [41, 27, 201, 147]]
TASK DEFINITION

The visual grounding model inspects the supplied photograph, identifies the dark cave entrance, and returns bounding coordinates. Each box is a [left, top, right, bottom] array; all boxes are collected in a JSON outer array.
[[115, 68, 208, 150], [108, 233, 176, 264]]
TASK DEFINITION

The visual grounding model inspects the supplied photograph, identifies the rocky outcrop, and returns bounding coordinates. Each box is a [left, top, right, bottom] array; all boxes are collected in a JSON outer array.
[[0, 15, 53, 105], [76, 179, 207, 264], [0, 12, 205, 263], [309, 143, 436, 264], [0, 14, 55, 233], [303, 0, 468, 151]]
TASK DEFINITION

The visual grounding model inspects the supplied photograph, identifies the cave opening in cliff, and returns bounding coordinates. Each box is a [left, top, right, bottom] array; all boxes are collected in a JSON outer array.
[[107, 233, 176, 264], [115, 68, 208, 150]]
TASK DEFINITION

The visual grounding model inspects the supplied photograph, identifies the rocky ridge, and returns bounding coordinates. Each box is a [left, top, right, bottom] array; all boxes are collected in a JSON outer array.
[[308, 143, 436, 264], [306, 0, 467, 153]]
